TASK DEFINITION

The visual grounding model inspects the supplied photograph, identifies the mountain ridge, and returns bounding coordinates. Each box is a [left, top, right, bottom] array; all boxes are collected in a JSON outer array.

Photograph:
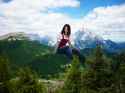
[[0, 31, 125, 53]]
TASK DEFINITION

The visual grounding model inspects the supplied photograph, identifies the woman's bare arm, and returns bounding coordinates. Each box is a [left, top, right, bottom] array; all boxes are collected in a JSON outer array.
[[68, 37, 73, 48], [53, 34, 61, 54]]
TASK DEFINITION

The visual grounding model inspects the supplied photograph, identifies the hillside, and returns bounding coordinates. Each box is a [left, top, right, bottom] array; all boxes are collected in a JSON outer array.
[[0, 35, 69, 78]]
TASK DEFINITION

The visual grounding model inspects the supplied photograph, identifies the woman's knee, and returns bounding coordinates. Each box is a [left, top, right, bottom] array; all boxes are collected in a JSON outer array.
[[65, 47, 73, 59], [72, 48, 81, 55], [72, 48, 85, 63]]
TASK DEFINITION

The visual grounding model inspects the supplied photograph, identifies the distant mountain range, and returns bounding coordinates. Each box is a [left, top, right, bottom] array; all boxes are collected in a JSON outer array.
[[0, 31, 125, 53], [74, 30, 125, 53]]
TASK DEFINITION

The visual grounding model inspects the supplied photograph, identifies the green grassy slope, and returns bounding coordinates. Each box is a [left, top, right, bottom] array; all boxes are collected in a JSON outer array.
[[0, 39, 69, 78]]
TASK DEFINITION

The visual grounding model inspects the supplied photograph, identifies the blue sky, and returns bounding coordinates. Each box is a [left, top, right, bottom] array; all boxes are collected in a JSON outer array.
[[2, 0, 12, 3], [49, 0, 125, 18], [0, 0, 125, 42]]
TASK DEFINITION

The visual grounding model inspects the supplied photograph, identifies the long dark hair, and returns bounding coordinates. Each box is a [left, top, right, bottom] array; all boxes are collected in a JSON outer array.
[[61, 24, 71, 37]]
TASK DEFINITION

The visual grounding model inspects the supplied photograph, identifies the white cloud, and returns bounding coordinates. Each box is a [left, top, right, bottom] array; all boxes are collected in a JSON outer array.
[[0, 0, 125, 43], [83, 4, 125, 42], [0, 0, 79, 12], [0, 0, 81, 42]]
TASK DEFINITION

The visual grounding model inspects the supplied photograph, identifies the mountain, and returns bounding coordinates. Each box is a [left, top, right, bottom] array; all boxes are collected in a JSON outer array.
[[0, 32, 54, 46], [74, 30, 100, 49], [74, 30, 125, 53], [0, 33, 68, 78], [27, 33, 54, 46], [0, 32, 29, 41]]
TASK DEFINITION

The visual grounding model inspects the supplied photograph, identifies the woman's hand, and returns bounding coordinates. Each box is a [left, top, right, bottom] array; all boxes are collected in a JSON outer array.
[[68, 37, 73, 48]]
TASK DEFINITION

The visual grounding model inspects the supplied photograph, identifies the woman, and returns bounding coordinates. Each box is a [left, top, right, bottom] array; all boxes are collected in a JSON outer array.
[[54, 24, 85, 64]]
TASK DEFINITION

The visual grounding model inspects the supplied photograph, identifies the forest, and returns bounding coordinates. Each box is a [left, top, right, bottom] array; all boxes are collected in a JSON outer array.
[[0, 42, 125, 93]]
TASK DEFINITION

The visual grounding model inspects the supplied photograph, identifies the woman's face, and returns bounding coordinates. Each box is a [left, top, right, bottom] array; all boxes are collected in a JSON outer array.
[[64, 26, 68, 34]]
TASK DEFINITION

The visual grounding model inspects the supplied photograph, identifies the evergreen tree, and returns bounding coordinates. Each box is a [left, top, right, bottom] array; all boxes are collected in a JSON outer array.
[[0, 55, 11, 93], [60, 55, 82, 93], [81, 45, 114, 93], [113, 52, 125, 93], [9, 67, 47, 93]]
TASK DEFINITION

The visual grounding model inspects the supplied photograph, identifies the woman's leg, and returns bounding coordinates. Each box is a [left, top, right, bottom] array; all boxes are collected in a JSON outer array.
[[56, 47, 65, 54], [72, 48, 85, 64], [57, 46, 73, 62], [65, 46, 73, 62]]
